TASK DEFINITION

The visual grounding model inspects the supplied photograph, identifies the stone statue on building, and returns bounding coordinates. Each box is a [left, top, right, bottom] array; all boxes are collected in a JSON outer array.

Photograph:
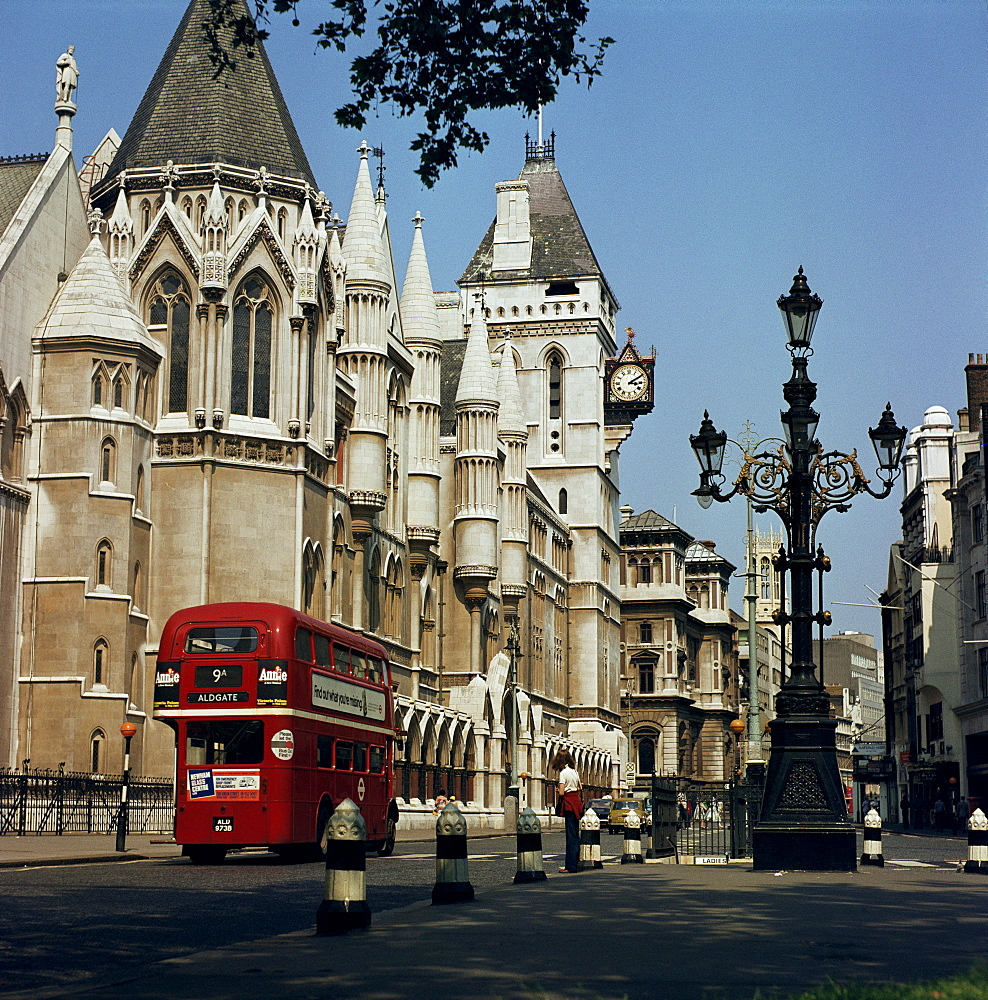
[[56, 46, 78, 104]]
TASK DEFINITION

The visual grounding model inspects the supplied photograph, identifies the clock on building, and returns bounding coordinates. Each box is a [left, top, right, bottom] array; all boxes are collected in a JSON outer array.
[[605, 328, 655, 416], [609, 362, 649, 402]]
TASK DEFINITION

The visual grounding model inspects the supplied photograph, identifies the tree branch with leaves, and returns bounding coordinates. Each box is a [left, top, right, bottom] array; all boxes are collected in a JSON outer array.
[[204, 0, 613, 186]]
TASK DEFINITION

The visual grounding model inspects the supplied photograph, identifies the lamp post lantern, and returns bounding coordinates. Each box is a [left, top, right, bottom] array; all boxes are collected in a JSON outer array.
[[690, 268, 906, 871]]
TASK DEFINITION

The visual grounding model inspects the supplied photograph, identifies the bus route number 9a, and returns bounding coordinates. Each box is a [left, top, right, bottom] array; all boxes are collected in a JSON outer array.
[[195, 665, 243, 688]]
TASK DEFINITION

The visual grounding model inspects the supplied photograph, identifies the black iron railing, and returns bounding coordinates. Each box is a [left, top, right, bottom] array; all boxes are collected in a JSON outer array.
[[0, 768, 174, 837]]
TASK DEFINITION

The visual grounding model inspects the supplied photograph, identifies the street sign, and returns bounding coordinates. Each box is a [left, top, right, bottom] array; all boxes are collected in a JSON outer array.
[[694, 856, 728, 865]]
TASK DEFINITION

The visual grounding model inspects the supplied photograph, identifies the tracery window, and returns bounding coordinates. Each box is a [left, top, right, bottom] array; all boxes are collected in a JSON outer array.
[[231, 276, 273, 419], [148, 271, 190, 414]]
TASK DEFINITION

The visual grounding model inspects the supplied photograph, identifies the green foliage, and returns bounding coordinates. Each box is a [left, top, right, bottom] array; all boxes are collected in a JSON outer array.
[[765, 966, 988, 1000], [203, 0, 613, 186]]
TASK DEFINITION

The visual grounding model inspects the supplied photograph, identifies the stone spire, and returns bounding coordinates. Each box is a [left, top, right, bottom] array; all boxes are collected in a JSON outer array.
[[496, 331, 526, 438], [200, 177, 228, 293], [107, 181, 134, 281], [341, 141, 389, 286], [455, 300, 498, 406], [400, 212, 441, 343], [294, 195, 321, 306]]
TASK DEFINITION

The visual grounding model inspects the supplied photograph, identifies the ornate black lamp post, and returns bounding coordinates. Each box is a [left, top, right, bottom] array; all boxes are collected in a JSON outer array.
[[690, 268, 907, 871]]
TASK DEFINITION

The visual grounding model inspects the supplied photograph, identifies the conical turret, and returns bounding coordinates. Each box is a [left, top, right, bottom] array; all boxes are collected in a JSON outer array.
[[342, 141, 389, 287]]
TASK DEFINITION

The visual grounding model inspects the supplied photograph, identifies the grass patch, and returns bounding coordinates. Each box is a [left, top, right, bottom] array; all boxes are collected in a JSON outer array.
[[768, 966, 988, 1000]]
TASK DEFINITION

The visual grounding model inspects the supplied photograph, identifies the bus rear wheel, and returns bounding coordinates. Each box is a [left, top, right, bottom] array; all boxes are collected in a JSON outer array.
[[186, 846, 227, 865], [377, 815, 397, 856]]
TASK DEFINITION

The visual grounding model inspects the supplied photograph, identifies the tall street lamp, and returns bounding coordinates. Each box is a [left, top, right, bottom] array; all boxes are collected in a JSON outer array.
[[690, 267, 907, 871], [115, 722, 137, 853]]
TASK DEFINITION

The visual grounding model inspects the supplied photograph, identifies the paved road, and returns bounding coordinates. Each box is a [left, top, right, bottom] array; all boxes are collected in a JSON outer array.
[[0, 831, 583, 997], [0, 829, 968, 998]]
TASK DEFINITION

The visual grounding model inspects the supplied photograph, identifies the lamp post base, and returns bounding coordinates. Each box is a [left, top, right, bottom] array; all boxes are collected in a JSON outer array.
[[752, 823, 856, 871], [751, 713, 857, 872]]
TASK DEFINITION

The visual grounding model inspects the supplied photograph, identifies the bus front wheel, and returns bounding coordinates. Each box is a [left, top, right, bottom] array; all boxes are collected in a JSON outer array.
[[186, 846, 227, 865], [377, 815, 397, 856]]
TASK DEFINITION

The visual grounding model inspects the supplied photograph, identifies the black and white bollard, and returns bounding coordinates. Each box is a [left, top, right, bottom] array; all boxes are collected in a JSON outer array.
[[433, 801, 475, 903], [621, 808, 644, 864], [860, 807, 884, 867], [963, 808, 988, 874], [316, 798, 371, 935], [514, 806, 547, 883], [578, 808, 603, 871]]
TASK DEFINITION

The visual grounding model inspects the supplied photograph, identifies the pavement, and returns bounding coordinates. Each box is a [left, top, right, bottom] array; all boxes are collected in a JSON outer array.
[[2, 831, 986, 1000]]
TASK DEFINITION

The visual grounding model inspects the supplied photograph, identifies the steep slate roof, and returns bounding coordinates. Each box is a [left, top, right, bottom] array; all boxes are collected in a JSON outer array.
[[439, 339, 467, 436], [0, 155, 49, 237], [99, 0, 315, 188], [459, 155, 608, 286]]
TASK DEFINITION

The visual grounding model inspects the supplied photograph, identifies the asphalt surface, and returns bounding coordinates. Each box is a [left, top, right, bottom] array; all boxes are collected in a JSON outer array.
[[0, 828, 980, 1000]]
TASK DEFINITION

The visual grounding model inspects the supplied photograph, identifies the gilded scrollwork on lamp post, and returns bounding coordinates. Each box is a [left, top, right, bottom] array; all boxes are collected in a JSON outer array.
[[690, 267, 907, 872]]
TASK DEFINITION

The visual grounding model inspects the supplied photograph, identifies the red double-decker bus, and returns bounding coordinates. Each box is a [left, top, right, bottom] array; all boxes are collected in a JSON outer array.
[[153, 602, 399, 864]]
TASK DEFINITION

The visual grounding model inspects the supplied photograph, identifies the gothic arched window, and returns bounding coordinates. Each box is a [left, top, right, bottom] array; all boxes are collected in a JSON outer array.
[[99, 437, 116, 485], [231, 276, 273, 419], [558, 488, 568, 514], [91, 730, 106, 773], [93, 638, 108, 686], [96, 540, 112, 589], [760, 557, 772, 600], [547, 353, 562, 420], [147, 271, 190, 414]]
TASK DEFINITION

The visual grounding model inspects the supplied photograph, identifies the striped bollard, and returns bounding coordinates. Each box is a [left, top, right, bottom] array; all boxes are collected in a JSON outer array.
[[621, 808, 644, 864], [514, 806, 547, 883], [433, 801, 475, 903], [963, 808, 988, 874], [316, 798, 370, 935], [860, 807, 884, 867], [578, 809, 598, 871]]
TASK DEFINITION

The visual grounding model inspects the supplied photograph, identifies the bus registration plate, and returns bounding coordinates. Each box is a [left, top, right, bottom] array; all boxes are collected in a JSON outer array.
[[213, 817, 234, 833]]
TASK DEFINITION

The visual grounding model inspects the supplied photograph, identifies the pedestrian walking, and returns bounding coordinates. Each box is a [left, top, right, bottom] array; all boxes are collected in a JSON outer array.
[[552, 750, 583, 873], [933, 796, 947, 833], [956, 797, 971, 835], [900, 793, 910, 830]]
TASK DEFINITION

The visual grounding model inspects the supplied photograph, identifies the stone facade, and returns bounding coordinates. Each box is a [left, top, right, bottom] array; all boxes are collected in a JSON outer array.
[[0, 0, 644, 820], [617, 507, 740, 786]]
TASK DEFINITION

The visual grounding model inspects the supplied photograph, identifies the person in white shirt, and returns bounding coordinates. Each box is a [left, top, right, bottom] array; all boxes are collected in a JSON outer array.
[[552, 750, 583, 872]]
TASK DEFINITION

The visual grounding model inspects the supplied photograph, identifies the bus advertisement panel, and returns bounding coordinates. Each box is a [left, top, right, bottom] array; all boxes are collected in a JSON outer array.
[[153, 602, 399, 864]]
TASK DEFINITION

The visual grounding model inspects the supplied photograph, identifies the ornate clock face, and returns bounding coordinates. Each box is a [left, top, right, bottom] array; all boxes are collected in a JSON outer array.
[[610, 363, 649, 402]]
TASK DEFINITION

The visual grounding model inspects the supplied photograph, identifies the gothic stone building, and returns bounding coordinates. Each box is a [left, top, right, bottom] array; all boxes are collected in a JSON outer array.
[[0, 0, 651, 816]]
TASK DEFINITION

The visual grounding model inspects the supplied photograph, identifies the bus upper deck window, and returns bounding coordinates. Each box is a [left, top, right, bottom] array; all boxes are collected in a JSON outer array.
[[295, 628, 313, 662], [313, 633, 331, 668], [367, 657, 383, 683], [351, 651, 367, 679], [332, 644, 351, 674], [185, 626, 258, 654]]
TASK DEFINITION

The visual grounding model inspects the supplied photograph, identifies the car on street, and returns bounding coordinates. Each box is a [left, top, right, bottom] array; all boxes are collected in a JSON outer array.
[[586, 798, 612, 823], [607, 798, 642, 835]]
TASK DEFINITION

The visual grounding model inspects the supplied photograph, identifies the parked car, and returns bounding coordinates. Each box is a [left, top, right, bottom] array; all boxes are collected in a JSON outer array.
[[607, 799, 642, 835], [586, 798, 612, 823]]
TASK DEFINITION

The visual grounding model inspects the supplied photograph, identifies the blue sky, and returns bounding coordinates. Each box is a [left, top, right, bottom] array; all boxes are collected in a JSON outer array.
[[3, 0, 986, 638]]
